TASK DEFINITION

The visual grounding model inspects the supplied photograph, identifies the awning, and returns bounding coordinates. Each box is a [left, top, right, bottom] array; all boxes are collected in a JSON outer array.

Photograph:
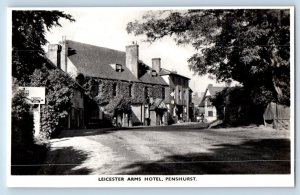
[[150, 98, 167, 111]]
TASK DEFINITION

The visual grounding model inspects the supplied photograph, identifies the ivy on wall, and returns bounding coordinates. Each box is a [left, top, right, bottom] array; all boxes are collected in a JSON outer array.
[[83, 77, 168, 113]]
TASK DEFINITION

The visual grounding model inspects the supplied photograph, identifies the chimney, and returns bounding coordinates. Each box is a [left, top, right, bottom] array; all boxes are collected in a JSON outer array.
[[47, 44, 62, 69], [58, 36, 68, 72], [126, 44, 139, 78], [152, 58, 161, 73]]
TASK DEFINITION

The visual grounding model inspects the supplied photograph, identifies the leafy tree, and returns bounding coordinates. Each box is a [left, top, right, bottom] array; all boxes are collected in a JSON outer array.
[[210, 86, 264, 125], [12, 10, 74, 84], [127, 9, 290, 106], [30, 67, 77, 139]]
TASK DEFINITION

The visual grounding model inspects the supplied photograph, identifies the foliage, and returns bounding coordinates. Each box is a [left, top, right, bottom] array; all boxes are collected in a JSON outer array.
[[132, 82, 145, 103], [30, 67, 76, 139], [12, 10, 74, 84], [11, 81, 50, 175], [83, 77, 166, 107], [11, 87, 35, 161], [210, 86, 264, 125], [127, 9, 290, 106]]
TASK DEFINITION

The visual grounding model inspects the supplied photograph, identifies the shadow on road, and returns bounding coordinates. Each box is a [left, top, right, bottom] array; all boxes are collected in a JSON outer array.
[[37, 146, 92, 175], [57, 123, 209, 139], [118, 138, 290, 175]]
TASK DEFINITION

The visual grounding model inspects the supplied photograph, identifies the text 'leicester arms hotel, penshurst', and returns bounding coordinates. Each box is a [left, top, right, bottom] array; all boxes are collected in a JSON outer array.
[[46, 37, 193, 129]]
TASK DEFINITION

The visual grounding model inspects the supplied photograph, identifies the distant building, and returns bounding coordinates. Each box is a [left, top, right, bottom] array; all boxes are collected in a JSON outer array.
[[160, 68, 193, 123], [199, 84, 225, 122]]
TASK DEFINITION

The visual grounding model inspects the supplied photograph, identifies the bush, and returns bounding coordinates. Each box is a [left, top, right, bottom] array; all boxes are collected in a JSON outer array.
[[11, 89, 35, 164], [30, 68, 76, 139], [11, 83, 50, 175], [211, 86, 264, 125]]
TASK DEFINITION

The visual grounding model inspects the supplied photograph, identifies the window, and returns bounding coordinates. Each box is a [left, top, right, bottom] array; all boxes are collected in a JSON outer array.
[[208, 111, 213, 117], [113, 83, 117, 96], [144, 87, 148, 99], [162, 87, 165, 99], [178, 90, 181, 100], [91, 85, 98, 97], [151, 70, 157, 77], [116, 64, 122, 72], [183, 90, 186, 101], [129, 84, 132, 97]]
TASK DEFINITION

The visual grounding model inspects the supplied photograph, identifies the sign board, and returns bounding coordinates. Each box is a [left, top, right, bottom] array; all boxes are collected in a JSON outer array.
[[18, 87, 45, 104]]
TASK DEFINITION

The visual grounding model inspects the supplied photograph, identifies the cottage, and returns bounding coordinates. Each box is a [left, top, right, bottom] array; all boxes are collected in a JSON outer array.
[[199, 84, 225, 123]]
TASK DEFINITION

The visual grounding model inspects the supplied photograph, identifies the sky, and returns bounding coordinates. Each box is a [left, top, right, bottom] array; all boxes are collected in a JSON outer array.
[[45, 8, 225, 96]]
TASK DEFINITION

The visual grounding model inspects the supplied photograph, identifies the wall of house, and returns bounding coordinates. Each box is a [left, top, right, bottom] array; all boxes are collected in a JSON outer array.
[[205, 106, 217, 122], [69, 89, 84, 129], [167, 75, 190, 121], [66, 58, 79, 79], [131, 104, 143, 126]]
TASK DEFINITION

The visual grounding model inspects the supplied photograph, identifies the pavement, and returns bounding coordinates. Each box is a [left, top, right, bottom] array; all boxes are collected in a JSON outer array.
[[37, 123, 291, 175]]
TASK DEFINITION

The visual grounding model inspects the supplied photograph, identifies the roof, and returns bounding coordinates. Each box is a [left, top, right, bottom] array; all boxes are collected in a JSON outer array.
[[43, 55, 85, 91], [138, 62, 168, 86], [207, 85, 225, 96], [150, 98, 167, 110], [66, 40, 167, 86], [159, 68, 190, 80], [67, 40, 140, 82], [199, 84, 225, 107]]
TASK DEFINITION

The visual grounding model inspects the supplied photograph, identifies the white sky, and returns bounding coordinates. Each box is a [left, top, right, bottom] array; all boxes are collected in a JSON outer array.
[[45, 8, 225, 95]]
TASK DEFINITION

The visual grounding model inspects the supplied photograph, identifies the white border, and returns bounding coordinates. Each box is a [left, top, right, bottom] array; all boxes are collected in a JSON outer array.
[[7, 6, 295, 188]]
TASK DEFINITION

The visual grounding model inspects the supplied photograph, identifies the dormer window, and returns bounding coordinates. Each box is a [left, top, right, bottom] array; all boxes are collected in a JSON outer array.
[[151, 70, 157, 77], [110, 64, 123, 72], [116, 64, 122, 72]]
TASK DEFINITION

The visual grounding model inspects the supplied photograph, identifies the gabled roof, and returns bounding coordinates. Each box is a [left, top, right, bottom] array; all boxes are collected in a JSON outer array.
[[199, 84, 225, 107], [67, 40, 140, 82], [150, 98, 167, 110], [207, 85, 225, 96]]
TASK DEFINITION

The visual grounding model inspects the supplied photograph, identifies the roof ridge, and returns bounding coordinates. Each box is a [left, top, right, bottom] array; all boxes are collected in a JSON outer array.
[[67, 40, 125, 54]]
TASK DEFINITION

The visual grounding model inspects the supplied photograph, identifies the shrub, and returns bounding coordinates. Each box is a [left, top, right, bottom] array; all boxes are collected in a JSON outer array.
[[11, 88, 35, 164], [211, 86, 265, 125], [30, 68, 76, 139]]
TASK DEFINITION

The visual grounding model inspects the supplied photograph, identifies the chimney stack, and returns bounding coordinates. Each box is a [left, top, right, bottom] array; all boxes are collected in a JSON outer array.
[[58, 36, 68, 72], [152, 58, 161, 73], [47, 44, 62, 69], [126, 44, 139, 78]]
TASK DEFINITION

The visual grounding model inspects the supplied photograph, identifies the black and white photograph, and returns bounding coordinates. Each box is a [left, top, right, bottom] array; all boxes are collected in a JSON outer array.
[[8, 7, 294, 187]]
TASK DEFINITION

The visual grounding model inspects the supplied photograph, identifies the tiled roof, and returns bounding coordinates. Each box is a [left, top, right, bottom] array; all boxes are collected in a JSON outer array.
[[67, 40, 140, 82], [138, 62, 168, 86], [66, 40, 167, 86], [150, 98, 167, 110], [199, 84, 225, 107], [207, 86, 225, 96]]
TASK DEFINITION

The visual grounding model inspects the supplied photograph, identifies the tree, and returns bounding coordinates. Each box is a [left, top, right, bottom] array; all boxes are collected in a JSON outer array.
[[127, 9, 290, 106], [12, 10, 74, 84]]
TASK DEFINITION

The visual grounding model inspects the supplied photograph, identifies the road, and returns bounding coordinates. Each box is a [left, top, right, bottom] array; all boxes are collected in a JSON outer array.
[[37, 123, 290, 175]]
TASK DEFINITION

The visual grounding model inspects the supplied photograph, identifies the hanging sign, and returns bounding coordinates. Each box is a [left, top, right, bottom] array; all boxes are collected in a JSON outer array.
[[18, 87, 45, 104]]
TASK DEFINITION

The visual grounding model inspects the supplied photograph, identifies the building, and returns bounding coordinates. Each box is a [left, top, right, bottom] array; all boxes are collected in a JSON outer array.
[[199, 84, 225, 122], [47, 38, 170, 127], [159, 68, 193, 123]]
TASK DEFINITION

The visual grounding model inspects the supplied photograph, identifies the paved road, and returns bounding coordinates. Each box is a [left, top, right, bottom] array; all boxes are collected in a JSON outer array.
[[38, 124, 290, 175]]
